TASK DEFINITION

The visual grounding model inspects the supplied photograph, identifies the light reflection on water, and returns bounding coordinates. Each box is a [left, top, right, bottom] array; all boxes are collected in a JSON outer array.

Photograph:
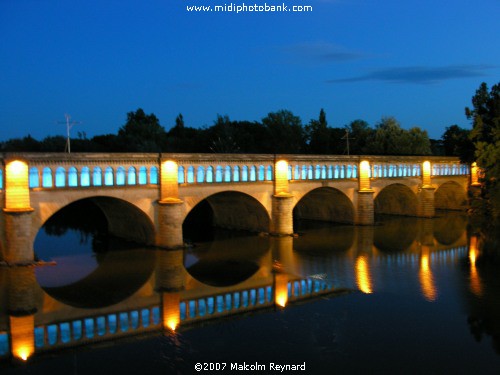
[[1, 212, 500, 373]]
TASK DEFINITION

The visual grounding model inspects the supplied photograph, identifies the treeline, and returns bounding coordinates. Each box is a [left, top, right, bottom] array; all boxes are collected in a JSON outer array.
[[0, 108, 472, 158]]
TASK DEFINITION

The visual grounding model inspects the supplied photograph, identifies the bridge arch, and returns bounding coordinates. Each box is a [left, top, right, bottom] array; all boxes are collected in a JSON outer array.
[[293, 187, 355, 225], [183, 191, 271, 237], [434, 181, 468, 211], [33, 196, 156, 246], [374, 183, 418, 216]]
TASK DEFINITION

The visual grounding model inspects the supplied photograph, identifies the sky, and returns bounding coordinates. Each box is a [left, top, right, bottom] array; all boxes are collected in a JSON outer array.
[[1, 0, 499, 142]]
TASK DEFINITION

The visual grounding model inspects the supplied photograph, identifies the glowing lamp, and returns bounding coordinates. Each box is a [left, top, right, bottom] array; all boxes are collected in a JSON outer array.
[[359, 161, 371, 190], [422, 161, 431, 186], [160, 160, 179, 201], [355, 255, 373, 294], [162, 292, 181, 332], [274, 273, 289, 307], [5, 160, 31, 210], [471, 162, 480, 186], [9, 315, 35, 361], [274, 160, 289, 195]]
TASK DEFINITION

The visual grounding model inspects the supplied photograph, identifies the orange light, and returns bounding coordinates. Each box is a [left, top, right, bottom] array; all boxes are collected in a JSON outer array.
[[275, 273, 289, 307], [355, 255, 373, 294], [468, 236, 482, 296], [419, 253, 437, 301], [160, 160, 179, 201], [274, 160, 289, 195], [359, 161, 371, 190], [5, 160, 30, 210], [471, 162, 480, 186], [422, 161, 431, 186], [9, 315, 35, 361], [162, 292, 181, 332]]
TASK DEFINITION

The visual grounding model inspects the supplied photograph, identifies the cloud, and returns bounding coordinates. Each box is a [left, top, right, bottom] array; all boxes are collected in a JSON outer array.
[[283, 42, 365, 63], [327, 65, 496, 84]]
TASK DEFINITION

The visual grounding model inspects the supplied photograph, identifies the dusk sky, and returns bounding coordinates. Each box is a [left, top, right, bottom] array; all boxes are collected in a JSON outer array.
[[1, 0, 499, 142]]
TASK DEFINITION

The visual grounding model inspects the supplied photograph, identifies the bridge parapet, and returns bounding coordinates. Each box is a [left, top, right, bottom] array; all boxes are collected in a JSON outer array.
[[0, 153, 470, 191]]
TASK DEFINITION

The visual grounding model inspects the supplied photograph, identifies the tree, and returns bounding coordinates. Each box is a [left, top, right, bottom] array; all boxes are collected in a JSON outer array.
[[346, 119, 374, 154], [261, 110, 306, 153], [117, 108, 167, 152], [407, 127, 432, 155], [441, 125, 474, 162], [207, 115, 240, 153], [367, 117, 431, 155], [306, 109, 331, 154], [466, 82, 500, 222]]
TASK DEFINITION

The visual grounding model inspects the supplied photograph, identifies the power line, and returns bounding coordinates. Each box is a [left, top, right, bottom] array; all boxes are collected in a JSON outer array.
[[56, 114, 82, 153], [341, 129, 355, 156]]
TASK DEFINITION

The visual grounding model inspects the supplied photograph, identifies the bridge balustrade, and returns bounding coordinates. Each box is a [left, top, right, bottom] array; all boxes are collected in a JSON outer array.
[[27, 162, 160, 190], [287, 161, 359, 181], [369, 162, 422, 178], [0, 154, 472, 195], [177, 161, 275, 184], [432, 163, 469, 176]]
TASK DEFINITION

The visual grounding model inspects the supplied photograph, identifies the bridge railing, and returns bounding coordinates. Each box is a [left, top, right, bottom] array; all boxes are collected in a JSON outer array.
[[0, 153, 470, 193], [431, 162, 470, 176]]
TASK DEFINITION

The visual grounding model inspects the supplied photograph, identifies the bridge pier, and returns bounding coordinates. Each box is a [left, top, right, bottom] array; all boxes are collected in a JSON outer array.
[[157, 159, 184, 248], [355, 161, 374, 225], [416, 186, 436, 218], [270, 160, 294, 236], [157, 202, 184, 248], [1, 159, 35, 264], [417, 161, 435, 218], [355, 190, 375, 225]]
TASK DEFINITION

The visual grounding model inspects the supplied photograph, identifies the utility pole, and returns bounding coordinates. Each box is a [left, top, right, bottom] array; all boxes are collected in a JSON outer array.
[[57, 114, 81, 153], [341, 129, 355, 156]]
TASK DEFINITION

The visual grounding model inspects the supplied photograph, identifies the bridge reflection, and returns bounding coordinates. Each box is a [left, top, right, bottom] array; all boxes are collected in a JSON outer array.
[[0, 214, 481, 363]]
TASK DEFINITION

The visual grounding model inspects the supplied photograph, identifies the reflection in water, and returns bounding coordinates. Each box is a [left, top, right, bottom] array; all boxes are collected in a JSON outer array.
[[468, 236, 483, 297], [9, 315, 34, 361], [162, 292, 181, 331], [274, 273, 289, 307], [355, 255, 373, 294], [419, 251, 437, 301], [3, 212, 500, 372], [185, 232, 270, 286]]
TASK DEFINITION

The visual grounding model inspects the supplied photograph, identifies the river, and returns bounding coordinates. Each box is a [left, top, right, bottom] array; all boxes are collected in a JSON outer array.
[[1, 207, 499, 374]]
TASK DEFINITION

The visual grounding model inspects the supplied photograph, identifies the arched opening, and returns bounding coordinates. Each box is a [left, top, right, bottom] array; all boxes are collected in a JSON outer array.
[[183, 192, 271, 287], [293, 187, 354, 231], [435, 181, 468, 211], [34, 198, 156, 308], [374, 184, 417, 217], [183, 191, 271, 243]]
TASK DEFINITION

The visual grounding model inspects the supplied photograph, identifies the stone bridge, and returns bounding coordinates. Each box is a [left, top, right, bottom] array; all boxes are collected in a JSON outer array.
[[0, 153, 475, 263]]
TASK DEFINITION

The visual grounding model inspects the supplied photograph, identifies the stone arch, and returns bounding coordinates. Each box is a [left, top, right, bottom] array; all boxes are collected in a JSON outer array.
[[434, 181, 468, 211], [374, 183, 418, 216], [34, 196, 156, 246], [293, 187, 355, 225], [183, 191, 271, 235]]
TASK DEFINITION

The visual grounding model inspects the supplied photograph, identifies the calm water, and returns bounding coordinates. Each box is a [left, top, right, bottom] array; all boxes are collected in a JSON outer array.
[[1, 208, 499, 374]]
